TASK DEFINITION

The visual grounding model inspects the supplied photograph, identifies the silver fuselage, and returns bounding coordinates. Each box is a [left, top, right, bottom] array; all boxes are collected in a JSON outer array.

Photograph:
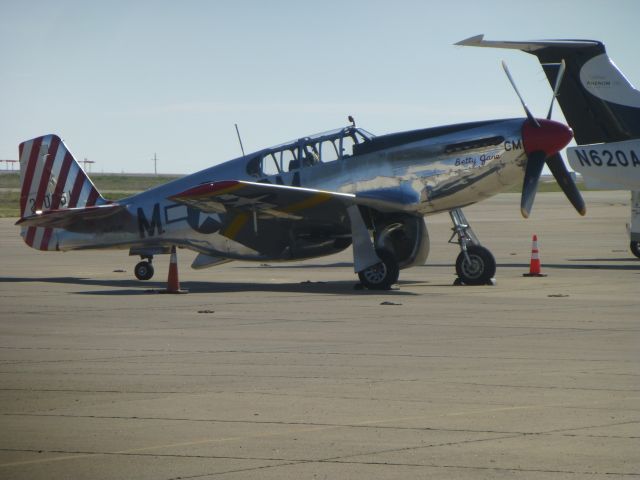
[[54, 119, 528, 261]]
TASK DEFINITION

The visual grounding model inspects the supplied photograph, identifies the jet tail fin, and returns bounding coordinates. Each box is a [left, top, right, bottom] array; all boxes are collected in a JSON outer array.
[[18, 134, 108, 251], [457, 35, 640, 144]]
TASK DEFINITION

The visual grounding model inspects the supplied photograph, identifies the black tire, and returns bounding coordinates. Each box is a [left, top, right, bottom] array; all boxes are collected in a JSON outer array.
[[631, 241, 640, 259], [455, 245, 496, 285], [134, 261, 154, 281], [358, 250, 400, 290]]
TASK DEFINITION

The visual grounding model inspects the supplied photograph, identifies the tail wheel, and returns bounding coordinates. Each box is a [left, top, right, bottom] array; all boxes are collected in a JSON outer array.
[[358, 249, 399, 290], [631, 241, 640, 259], [134, 261, 154, 281], [455, 245, 496, 285]]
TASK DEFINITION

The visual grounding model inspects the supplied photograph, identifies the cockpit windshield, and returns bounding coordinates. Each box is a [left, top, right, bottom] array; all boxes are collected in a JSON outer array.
[[246, 126, 375, 178]]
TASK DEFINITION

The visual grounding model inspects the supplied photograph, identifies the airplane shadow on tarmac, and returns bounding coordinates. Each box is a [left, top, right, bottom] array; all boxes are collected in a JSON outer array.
[[417, 259, 639, 270], [237, 262, 354, 269], [498, 261, 639, 271], [0, 276, 420, 296], [1, 258, 636, 296]]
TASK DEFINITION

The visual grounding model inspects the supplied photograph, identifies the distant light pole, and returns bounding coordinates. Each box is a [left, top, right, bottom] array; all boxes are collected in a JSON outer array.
[[152, 153, 158, 175]]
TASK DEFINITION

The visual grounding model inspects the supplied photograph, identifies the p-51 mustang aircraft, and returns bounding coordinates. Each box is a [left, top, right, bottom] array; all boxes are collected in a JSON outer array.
[[16, 64, 581, 289]]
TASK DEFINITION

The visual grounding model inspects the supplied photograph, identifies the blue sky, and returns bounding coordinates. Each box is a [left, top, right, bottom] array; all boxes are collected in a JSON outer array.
[[1, 0, 638, 174]]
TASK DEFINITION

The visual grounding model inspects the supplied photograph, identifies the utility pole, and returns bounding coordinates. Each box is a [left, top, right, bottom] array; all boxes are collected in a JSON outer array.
[[81, 158, 95, 172], [152, 153, 158, 175]]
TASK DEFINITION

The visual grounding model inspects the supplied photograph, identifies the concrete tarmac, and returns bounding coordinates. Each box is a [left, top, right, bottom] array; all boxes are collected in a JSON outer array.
[[0, 191, 638, 479]]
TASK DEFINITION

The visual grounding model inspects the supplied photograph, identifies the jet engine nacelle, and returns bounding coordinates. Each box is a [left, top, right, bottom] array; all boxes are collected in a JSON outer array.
[[374, 215, 430, 269]]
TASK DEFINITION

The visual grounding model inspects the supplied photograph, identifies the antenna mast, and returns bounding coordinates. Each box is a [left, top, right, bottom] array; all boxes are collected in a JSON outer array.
[[234, 123, 246, 157]]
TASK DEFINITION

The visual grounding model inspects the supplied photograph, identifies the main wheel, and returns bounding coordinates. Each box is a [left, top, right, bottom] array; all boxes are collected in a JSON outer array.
[[630, 241, 640, 259], [358, 250, 400, 290], [455, 245, 496, 285], [134, 261, 154, 281]]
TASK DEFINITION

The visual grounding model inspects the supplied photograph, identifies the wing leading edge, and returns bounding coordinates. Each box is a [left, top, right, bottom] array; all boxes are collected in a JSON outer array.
[[170, 180, 356, 221], [170, 180, 420, 220]]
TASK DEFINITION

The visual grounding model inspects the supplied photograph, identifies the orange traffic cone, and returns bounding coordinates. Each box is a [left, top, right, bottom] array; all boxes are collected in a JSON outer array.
[[161, 246, 188, 293], [523, 234, 547, 277]]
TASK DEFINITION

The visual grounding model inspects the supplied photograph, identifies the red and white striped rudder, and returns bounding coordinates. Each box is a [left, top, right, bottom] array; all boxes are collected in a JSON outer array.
[[18, 134, 107, 251]]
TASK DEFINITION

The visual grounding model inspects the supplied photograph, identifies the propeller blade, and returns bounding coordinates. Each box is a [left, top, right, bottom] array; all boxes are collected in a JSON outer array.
[[546, 60, 566, 120], [545, 152, 586, 215], [502, 60, 539, 127], [521, 150, 547, 218]]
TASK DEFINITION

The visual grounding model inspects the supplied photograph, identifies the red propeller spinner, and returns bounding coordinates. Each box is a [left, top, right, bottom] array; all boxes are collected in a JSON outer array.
[[522, 119, 574, 157]]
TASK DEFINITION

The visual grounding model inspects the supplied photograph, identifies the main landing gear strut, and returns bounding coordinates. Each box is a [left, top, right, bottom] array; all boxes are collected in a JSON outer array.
[[347, 205, 401, 290], [357, 249, 400, 290], [449, 208, 496, 285]]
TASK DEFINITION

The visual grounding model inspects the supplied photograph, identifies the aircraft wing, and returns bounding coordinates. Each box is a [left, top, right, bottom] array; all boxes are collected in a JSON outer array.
[[15, 204, 127, 229], [170, 180, 419, 219], [170, 180, 358, 221]]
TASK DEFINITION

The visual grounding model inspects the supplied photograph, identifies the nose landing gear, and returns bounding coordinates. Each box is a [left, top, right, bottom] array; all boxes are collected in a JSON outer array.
[[449, 208, 496, 285]]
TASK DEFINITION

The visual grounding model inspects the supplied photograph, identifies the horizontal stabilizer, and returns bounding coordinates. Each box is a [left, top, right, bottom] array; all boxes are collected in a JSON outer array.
[[455, 34, 600, 52], [191, 253, 233, 270], [16, 204, 126, 229]]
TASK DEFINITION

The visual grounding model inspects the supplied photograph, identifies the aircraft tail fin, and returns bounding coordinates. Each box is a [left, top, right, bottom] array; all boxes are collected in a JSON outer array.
[[457, 35, 640, 144], [18, 134, 108, 251]]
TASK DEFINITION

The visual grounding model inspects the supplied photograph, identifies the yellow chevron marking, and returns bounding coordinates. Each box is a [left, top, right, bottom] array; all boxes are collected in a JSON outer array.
[[283, 192, 332, 214], [222, 212, 248, 239]]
